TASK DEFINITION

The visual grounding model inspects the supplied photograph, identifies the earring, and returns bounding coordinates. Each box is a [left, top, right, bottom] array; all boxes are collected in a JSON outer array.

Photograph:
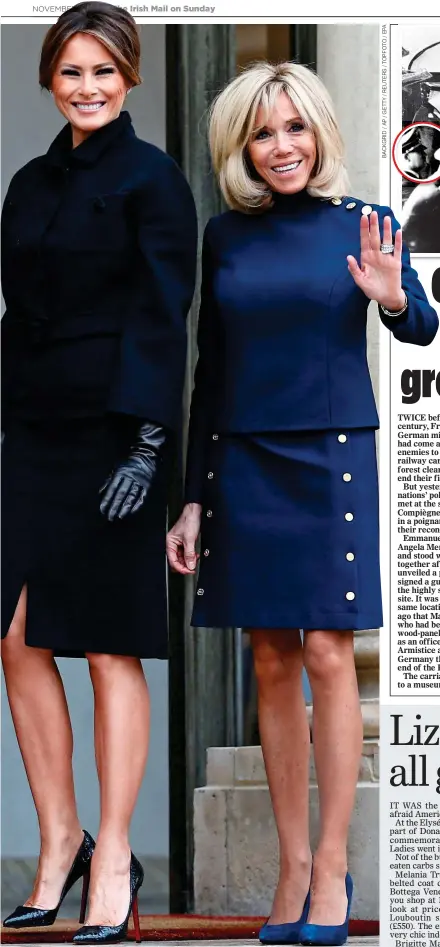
[[127, 88, 131, 94]]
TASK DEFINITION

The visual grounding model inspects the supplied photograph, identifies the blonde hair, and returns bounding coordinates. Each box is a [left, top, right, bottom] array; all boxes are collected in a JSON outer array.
[[208, 60, 350, 214]]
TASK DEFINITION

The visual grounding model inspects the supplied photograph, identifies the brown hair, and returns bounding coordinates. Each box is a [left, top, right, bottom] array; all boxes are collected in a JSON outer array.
[[39, 1, 142, 91]]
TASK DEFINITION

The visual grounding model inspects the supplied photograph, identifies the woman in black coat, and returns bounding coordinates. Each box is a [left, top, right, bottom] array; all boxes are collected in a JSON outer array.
[[167, 61, 438, 947], [1, 3, 197, 942]]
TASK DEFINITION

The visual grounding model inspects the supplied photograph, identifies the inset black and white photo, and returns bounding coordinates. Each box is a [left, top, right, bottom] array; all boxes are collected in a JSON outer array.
[[394, 122, 440, 183], [401, 180, 440, 253], [402, 30, 440, 127], [401, 29, 440, 251]]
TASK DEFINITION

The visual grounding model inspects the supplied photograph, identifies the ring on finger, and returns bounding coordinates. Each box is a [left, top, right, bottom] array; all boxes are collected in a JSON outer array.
[[380, 243, 394, 254]]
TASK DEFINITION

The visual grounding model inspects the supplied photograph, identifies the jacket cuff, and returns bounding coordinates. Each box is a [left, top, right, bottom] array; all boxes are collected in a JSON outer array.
[[184, 475, 204, 506], [378, 303, 410, 328]]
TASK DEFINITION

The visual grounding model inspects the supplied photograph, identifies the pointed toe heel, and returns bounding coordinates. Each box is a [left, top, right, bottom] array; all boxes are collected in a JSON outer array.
[[73, 852, 144, 945], [299, 873, 353, 946], [259, 890, 311, 945], [2, 830, 95, 929]]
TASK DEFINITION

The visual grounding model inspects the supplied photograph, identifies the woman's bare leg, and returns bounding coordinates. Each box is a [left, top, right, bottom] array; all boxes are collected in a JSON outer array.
[[250, 629, 312, 924], [84, 652, 150, 926], [1, 586, 83, 909], [303, 629, 362, 925]]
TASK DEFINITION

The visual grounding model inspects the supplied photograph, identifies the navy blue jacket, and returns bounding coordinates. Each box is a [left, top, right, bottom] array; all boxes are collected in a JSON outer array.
[[1, 110, 197, 430], [185, 190, 438, 502]]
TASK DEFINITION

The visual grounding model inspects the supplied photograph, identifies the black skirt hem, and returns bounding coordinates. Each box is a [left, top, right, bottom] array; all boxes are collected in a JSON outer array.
[[2, 417, 170, 659]]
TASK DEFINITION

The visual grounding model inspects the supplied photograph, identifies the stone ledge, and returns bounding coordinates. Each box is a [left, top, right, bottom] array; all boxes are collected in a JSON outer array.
[[306, 701, 379, 739], [354, 633, 379, 667], [16, 939, 380, 946], [194, 783, 378, 919], [206, 741, 379, 787]]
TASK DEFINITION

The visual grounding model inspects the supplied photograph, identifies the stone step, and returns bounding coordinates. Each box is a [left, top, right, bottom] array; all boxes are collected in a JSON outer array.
[[30, 939, 379, 946], [196, 746, 378, 919], [0, 917, 380, 945], [206, 742, 379, 786], [33, 937, 379, 947]]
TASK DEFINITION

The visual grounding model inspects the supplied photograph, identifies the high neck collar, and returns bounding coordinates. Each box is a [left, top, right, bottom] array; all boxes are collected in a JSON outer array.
[[45, 110, 134, 169], [270, 187, 318, 214]]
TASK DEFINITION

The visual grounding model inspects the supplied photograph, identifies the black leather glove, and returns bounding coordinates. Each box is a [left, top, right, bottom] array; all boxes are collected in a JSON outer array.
[[99, 421, 166, 521]]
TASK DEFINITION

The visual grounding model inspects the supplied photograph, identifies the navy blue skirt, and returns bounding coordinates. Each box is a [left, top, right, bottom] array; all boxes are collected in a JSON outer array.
[[191, 429, 382, 631], [1, 417, 169, 658]]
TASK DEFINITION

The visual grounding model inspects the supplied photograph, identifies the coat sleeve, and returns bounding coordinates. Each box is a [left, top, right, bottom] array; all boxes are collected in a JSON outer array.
[[107, 153, 198, 429], [184, 221, 220, 504], [377, 205, 438, 346]]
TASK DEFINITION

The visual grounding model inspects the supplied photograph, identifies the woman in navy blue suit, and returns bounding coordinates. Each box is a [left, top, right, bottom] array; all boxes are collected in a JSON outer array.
[[167, 62, 438, 946]]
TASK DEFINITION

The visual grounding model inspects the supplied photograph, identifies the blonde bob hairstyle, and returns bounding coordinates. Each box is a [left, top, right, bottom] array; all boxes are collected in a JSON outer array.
[[208, 60, 350, 214]]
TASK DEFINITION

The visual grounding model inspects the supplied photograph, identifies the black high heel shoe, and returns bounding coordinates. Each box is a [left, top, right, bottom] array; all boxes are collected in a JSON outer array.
[[72, 851, 144, 945], [3, 829, 95, 928]]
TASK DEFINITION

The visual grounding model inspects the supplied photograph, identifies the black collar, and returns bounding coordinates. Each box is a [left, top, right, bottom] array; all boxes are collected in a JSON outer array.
[[45, 110, 134, 168]]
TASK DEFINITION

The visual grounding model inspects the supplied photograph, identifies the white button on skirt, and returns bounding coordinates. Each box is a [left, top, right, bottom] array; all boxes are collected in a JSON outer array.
[[192, 428, 382, 631]]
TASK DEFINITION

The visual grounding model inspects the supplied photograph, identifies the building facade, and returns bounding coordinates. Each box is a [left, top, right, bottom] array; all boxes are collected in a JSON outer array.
[[1, 22, 380, 919]]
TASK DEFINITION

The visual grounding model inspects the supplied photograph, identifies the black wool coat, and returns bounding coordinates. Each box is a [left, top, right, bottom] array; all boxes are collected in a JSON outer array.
[[1, 110, 198, 429]]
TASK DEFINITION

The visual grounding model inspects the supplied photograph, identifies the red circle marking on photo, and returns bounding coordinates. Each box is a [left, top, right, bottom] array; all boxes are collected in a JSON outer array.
[[392, 122, 440, 184]]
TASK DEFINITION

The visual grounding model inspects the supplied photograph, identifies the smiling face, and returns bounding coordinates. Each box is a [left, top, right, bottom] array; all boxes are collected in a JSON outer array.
[[50, 32, 130, 147], [247, 91, 317, 195]]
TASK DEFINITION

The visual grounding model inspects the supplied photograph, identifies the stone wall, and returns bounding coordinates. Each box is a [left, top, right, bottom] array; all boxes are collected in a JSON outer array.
[[194, 744, 379, 919]]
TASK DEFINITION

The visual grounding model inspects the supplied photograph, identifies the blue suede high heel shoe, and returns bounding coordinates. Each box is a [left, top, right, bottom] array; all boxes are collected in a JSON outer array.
[[299, 873, 353, 946], [259, 890, 311, 945]]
